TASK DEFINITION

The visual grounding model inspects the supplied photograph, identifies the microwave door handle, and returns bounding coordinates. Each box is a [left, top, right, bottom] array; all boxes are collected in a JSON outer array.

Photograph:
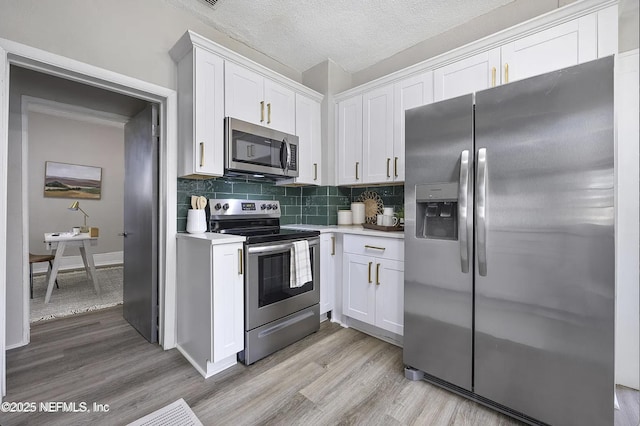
[[279, 139, 287, 170], [285, 140, 291, 171], [279, 139, 290, 172]]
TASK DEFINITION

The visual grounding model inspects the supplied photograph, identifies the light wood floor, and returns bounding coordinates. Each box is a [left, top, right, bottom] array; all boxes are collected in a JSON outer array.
[[3, 307, 638, 426]]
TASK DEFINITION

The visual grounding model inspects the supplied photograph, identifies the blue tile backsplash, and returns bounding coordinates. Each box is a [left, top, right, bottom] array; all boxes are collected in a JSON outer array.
[[177, 177, 405, 231]]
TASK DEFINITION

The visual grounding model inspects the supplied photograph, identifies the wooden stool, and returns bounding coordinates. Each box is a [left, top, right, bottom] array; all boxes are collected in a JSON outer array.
[[29, 253, 59, 299]]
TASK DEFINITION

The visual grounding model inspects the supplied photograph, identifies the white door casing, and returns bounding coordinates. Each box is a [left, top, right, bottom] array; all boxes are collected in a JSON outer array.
[[0, 45, 8, 400]]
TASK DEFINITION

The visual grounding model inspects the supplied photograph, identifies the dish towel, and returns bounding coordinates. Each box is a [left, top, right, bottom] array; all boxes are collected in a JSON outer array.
[[290, 240, 312, 288]]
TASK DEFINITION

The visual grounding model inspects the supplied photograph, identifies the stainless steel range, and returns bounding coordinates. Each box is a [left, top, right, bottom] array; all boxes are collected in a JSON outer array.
[[209, 199, 320, 365]]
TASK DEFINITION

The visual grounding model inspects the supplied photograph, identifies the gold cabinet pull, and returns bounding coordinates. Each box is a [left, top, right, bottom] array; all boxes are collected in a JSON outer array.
[[394, 157, 399, 177], [368, 261, 372, 283], [356, 162, 359, 180], [491, 67, 496, 87], [267, 103, 272, 124], [199, 142, 205, 167], [386, 158, 391, 178], [314, 163, 318, 181], [365, 245, 385, 251], [331, 236, 335, 255], [260, 101, 265, 122], [504, 63, 509, 83], [376, 263, 381, 285], [238, 249, 243, 274]]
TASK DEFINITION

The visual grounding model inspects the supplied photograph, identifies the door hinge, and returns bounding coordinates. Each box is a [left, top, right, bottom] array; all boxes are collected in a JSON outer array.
[[152, 124, 160, 138]]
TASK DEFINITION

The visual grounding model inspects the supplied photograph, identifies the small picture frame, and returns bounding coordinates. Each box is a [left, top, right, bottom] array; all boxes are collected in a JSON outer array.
[[44, 161, 102, 200]]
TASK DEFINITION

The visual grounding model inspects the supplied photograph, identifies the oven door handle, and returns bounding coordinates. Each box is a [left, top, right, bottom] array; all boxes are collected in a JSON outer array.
[[247, 240, 319, 255]]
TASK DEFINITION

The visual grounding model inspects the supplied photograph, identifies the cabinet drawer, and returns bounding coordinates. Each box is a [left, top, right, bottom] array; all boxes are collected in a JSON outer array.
[[343, 235, 404, 261]]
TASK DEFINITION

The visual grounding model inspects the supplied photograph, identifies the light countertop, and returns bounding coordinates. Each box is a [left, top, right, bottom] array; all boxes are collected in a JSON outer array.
[[177, 232, 246, 245], [282, 224, 404, 239]]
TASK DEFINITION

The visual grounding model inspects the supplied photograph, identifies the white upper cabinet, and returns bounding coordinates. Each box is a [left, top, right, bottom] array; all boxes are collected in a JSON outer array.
[[363, 84, 394, 183], [175, 46, 225, 178], [500, 14, 597, 84], [171, 31, 322, 180], [337, 95, 363, 185], [224, 62, 264, 126], [434, 48, 501, 102], [434, 13, 601, 102], [338, 73, 433, 185], [225, 61, 295, 134], [264, 78, 296, 134], [597, 5, 618, 58], [292, 93, 322, 185], [393, 71, 434, 181]]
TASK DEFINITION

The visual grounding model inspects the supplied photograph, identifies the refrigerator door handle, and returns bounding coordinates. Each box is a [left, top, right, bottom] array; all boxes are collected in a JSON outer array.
[[458, 149, 470, 273], [477, 147, 488, 276]]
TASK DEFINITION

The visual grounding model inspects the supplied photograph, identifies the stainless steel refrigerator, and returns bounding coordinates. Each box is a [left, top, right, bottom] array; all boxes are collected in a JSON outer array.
[[403, 56, 614, 426]]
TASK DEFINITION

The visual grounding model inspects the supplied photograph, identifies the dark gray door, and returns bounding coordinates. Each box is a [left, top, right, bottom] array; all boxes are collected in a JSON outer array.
[[403, 94, 474, 391], [474, 57, 614, 425], [123, 103, 159, 343]]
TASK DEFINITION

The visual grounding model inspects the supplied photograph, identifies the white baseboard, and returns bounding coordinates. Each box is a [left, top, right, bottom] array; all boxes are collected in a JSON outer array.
[[32, 251, 123, 274]]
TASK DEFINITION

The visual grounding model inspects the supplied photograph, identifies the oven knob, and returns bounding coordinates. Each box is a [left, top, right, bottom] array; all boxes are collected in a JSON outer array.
[[272, 204, 278, 210], [222, 203, 229, 211], [214, 203, 222, 210], [266, 204, 272, 210], [261, 204, 267, 210]]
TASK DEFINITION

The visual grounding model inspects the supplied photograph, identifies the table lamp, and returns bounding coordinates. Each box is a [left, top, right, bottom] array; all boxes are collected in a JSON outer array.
[[68, 200, 89, 233]]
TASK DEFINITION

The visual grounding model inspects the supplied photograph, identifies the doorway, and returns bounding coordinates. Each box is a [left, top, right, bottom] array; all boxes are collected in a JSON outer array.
[[24, 95, 128, 324], [11, 66, 161, 343], [0, 41, 178, 401]]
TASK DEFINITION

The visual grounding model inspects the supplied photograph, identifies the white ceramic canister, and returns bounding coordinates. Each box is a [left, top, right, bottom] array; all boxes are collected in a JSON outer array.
[[383, 207, 394, 216], [351, 202, 365, 224], [337, 210, 353, 225], [186, 209, 207, 234]]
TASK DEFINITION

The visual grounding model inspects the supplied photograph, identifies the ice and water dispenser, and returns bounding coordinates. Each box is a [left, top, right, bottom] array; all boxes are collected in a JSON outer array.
[[415, 183, 458, 240]]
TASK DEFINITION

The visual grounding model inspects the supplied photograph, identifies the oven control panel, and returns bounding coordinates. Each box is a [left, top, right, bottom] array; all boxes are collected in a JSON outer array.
[[209, 199, 281, 218]]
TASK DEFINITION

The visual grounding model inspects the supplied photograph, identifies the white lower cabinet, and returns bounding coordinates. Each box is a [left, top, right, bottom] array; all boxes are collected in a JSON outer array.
[[176, 235, 244, 378], [320, 233, 336, 315], [374, 259, 404, 335], [342, 235, 404, 335], [343, 253, 376, 323]]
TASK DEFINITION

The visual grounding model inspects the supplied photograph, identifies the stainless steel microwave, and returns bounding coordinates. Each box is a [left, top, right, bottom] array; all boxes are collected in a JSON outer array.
[[224, 117, 299, 179]]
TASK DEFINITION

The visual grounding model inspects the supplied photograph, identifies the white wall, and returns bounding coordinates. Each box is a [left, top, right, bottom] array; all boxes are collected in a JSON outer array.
[[27, 111, 124, 256], [302, 60, 352, 187], [615, 49, 639, 390], [0, 0, 300, 89], [619, 0, 640, 52]]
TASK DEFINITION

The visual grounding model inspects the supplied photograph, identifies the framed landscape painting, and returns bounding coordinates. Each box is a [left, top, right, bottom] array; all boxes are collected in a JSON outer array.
[[44, 161, 102, 200]]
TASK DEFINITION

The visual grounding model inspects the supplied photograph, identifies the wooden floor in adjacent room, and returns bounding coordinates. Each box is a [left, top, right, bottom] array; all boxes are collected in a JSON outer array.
[[3, 306, 638, 426]]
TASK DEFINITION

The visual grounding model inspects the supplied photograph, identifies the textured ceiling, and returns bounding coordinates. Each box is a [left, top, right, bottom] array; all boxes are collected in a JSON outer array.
[[167, 0, 515, 74]]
